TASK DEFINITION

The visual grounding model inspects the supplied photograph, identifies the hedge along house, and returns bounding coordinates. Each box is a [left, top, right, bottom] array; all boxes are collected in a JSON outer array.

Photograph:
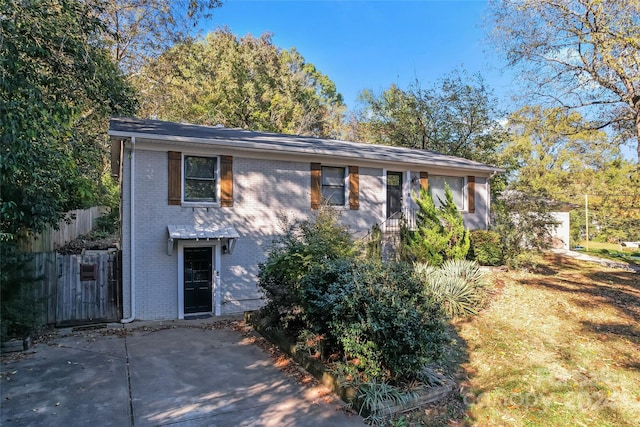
[[109, 117, 502, 321]]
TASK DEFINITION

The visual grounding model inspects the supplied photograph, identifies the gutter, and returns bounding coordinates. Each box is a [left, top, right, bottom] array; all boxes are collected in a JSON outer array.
[[107, 129, 504, 175], [121, 136, 136, 323]]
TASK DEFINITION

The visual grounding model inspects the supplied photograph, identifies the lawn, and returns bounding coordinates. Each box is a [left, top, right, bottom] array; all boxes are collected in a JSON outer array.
[[405, 253, 640, 426], [575, 241, 640, 267]]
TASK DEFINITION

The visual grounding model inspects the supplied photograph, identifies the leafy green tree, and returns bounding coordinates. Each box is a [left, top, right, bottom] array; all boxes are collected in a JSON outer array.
[[488, 0, 640, 161], [133, 29, 346, 138], [492, 190, 556, 267], [500, 106, 618, 195], [355, 69, 507, 162], [99, 0, 223, 74], [403, 187, 448, 265], [500, 106, 640, 242], [439, 186, 471, 261], [403, 185, 469, 266], [1, 0, 137, 241]]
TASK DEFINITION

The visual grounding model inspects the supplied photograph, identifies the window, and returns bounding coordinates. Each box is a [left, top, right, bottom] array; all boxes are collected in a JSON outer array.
[[321, 166, 346, 206], [168, 152, 232, 206], [430, 176, 465, 210], [184, 156, 218, 202], [310, 163, 358, 210]]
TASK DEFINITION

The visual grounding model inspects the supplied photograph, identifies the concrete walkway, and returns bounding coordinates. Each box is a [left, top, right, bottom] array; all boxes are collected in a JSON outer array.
[[550, 248, 640, 273], [1, 317, 364, 426]]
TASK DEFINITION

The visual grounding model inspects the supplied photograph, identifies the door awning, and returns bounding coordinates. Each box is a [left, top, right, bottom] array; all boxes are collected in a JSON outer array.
[[167, 225, 239, 255]]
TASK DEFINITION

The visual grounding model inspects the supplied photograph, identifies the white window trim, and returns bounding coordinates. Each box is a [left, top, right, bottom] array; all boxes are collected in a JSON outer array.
[[321, 165, 349, 209], [430, 175, 468, 212], [182, 153, 221, 207], [177, 240, 222, 319]]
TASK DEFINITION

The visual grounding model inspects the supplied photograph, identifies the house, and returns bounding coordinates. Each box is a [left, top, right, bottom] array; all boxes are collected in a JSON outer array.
[[109, 117, 502, 321]]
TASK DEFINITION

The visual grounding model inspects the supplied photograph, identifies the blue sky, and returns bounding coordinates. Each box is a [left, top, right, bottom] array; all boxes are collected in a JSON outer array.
[[203, 0, 515, 111]]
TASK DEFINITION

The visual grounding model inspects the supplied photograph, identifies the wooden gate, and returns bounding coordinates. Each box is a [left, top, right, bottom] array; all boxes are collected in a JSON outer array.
[[55, 252, 122, 326], [30, 251, 122, 326]]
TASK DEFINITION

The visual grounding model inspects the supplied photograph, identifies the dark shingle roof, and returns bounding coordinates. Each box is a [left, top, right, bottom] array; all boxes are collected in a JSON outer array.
[[109, 117, 502, 173]]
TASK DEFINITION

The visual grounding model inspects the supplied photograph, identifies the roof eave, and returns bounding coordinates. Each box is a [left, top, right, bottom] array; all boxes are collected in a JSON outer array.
[[108, 129, 504, 175]]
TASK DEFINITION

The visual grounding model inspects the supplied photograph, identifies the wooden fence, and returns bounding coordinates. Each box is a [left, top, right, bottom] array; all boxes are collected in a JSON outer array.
[[29, 251, 122, 326], [18, 206, 108, 253]]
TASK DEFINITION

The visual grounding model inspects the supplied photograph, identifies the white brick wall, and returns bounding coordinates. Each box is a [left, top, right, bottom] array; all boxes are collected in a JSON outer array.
[[121, 144, 492, 320]]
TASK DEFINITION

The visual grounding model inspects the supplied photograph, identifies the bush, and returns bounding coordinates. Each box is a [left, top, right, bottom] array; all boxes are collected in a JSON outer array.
[[469, 230, 503, 266], [415, 259, 489, 318], [492, 190, 555, 267], [257, 207, 447, 383], [0, 242, 44, 340], [366, 223, 382, 259], [303, 260, 445, 382], [402, 187, 448, 265], [402, 185, 470, 266], [94, 208, 119, 236], [257, 207, 357, 333]]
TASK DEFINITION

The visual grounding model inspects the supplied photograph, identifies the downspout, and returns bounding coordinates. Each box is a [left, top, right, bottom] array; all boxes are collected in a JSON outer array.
[[487, 170, 497, 229], [121, 136, 136, 323]]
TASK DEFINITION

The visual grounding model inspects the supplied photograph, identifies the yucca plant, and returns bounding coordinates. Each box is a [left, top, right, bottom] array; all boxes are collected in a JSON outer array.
[[416, 259, 490, 318], [352, 380, 417, 425]]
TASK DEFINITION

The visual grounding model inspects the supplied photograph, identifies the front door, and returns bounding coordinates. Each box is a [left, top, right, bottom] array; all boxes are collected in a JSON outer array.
[[184, 247, 213, 314], [387, 171, 403, 218]]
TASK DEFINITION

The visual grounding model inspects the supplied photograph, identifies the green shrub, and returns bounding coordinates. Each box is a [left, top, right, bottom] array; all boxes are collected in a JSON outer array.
[[0, 243, 44, 340], [469, 229, 503, 266], [303, 260, 445, 382], [415, 259, 489, 318], [257, 207, 357, 333], [402, 185, 470, 266], [258, 207, 447, 384], [366, 223, 382, 260], [94, 208, 119, 236], [492, 190, 555, 267], [505, 251, 540, 271], [439, 185, 470, 261], [402, 187, 448, 265]]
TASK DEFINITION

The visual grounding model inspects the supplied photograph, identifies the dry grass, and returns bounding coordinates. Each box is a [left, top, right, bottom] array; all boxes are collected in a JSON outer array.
[[405, 253, 640, 426]]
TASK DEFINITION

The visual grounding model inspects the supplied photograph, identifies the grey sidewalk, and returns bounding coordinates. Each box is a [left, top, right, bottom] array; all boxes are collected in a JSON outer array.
[[550, 248, 640, 273], [1, 318, 364, 426]]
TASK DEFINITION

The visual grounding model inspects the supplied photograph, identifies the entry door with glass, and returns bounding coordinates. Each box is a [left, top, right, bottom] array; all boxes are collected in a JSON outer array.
[[183, 247, 213, 314], [386, 171, 403, 218]]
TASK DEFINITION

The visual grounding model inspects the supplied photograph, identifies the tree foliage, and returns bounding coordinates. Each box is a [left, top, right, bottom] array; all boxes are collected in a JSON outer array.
[[488, 0, 640, 161], [501, 106, 640, 242], [133, 29, 346, 137], [354, 69, 506, 162], [1, 0, 137, 240], [500, 106, 619, 195], [403, 186, 470, 266], [99, 0, 222, 74], [257, 207, 445, 383]]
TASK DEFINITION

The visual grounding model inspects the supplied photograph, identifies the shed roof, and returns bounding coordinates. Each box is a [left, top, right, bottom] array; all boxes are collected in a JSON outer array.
[[109, 117, 502, 173]]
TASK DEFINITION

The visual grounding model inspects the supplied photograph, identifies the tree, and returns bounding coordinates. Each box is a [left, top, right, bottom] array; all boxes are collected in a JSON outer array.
[[98, 0, 223, 74], [439, 186, 471, 261], [402, 185, 470, 266], [500, 106, 618, 196], [500, 106, 640, 243], [488, 0, 640, 161], [133, 29, 346, 137], [1, 0, 137, 241], [355, 69, 507, 163], [403, 187, 448, 265]]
